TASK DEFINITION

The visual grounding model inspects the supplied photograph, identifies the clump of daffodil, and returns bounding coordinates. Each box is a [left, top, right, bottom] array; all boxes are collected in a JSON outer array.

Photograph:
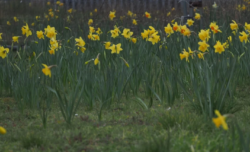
[[36, 31, 44, 39], [122, 28, 133, 39], [230, 20, 238, 31], [194, 13, 201, 20], [49, 38, 60, 51], [132, 19, 137, 25], [212, 110, 228, 130], [0, 46, 9, 59], [239, 31, 249, 43], [187, 19, 194, 26], [141, 26, 160, 45], [198, 29, 210, 42], [94, 53, 100, 65], [44, 25, 57, 39], [88, 19, 93, 26], [110, 25, 121, 38], [210, 22, 221, 34], [21, 23, 32, 37], [145, 12, 151, 18], [12, 36, 19, 43], [109, 43, 123, 54], [42, 64, 56, 78], [198, 41, 210, 52], [109, 11, 116, 20], [214, 41, 225, 54], [75, 37, 86, 53], [164, 23, 174, 36], [0, 126, 6, 134]]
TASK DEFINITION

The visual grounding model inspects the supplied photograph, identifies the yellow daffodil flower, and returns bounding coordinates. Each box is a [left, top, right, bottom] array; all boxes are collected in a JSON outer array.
[[109, 43, 123, 54], [214, 41, 225, 54], [212, 110, 228, 130]]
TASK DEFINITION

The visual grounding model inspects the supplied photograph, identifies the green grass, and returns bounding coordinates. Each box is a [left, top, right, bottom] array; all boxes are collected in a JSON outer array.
[[0, 82, 250, 152]]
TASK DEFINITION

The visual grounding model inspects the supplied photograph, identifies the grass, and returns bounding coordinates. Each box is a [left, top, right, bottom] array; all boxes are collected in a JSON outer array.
[[0, 81, 250, 151]]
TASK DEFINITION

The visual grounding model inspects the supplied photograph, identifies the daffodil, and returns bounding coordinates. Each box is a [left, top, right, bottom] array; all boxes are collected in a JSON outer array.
[[109, 11, 116, 20], [7, 21, 11, 25], [49, 49, 55, 55], [197, 52, 204, 60], [141, 29, 149, 40], [167, 12, 171, 16], [245, 22, 250, 31], [109, 43, 123, 54], [94, 8, 97, 13], [47, 1, 50, 5], [12, 36, 19, 43], [75, 37, 85, 47], [13, 16, 19, 22], [21, 24, 32, 37], [145, 12, 151, 18], [199, 29, 210, 41], [96, 28, 102, 35], [67, 8, 73, 13], [42, 64, 56, 78], [127, 10, 133, 17], [212, 110, 228, 130], [194, 13, 201, 20], [172, 22, 180, 32], [239, 31, 249, 43], [0, 33, 2, 40], [44, 25, 57, 39], [187, 19, 194, 26], [0, 46, 9, 59], [36, 31, 44, 39], [120, 57, 129, 68], [212, 2, 218, 9], [104, 42, 111, 49], [88, 19, 93, 25], [148, 32, 160, 45], [210, 22, 221, 34], [0, 126, 6, 134], [180, 49, 190, 62], [164, 23, 174, 35], [122, 28, 133, 39], [214, 41, 225, 54], [198, 41, 210, 52], [89, 26, 95, 33], [110, 26, 121, 38], [230, 20, 238, 31], [131, 38, 137, 44], [132, 19, 137, 25], [94, 53, 100, 65]]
